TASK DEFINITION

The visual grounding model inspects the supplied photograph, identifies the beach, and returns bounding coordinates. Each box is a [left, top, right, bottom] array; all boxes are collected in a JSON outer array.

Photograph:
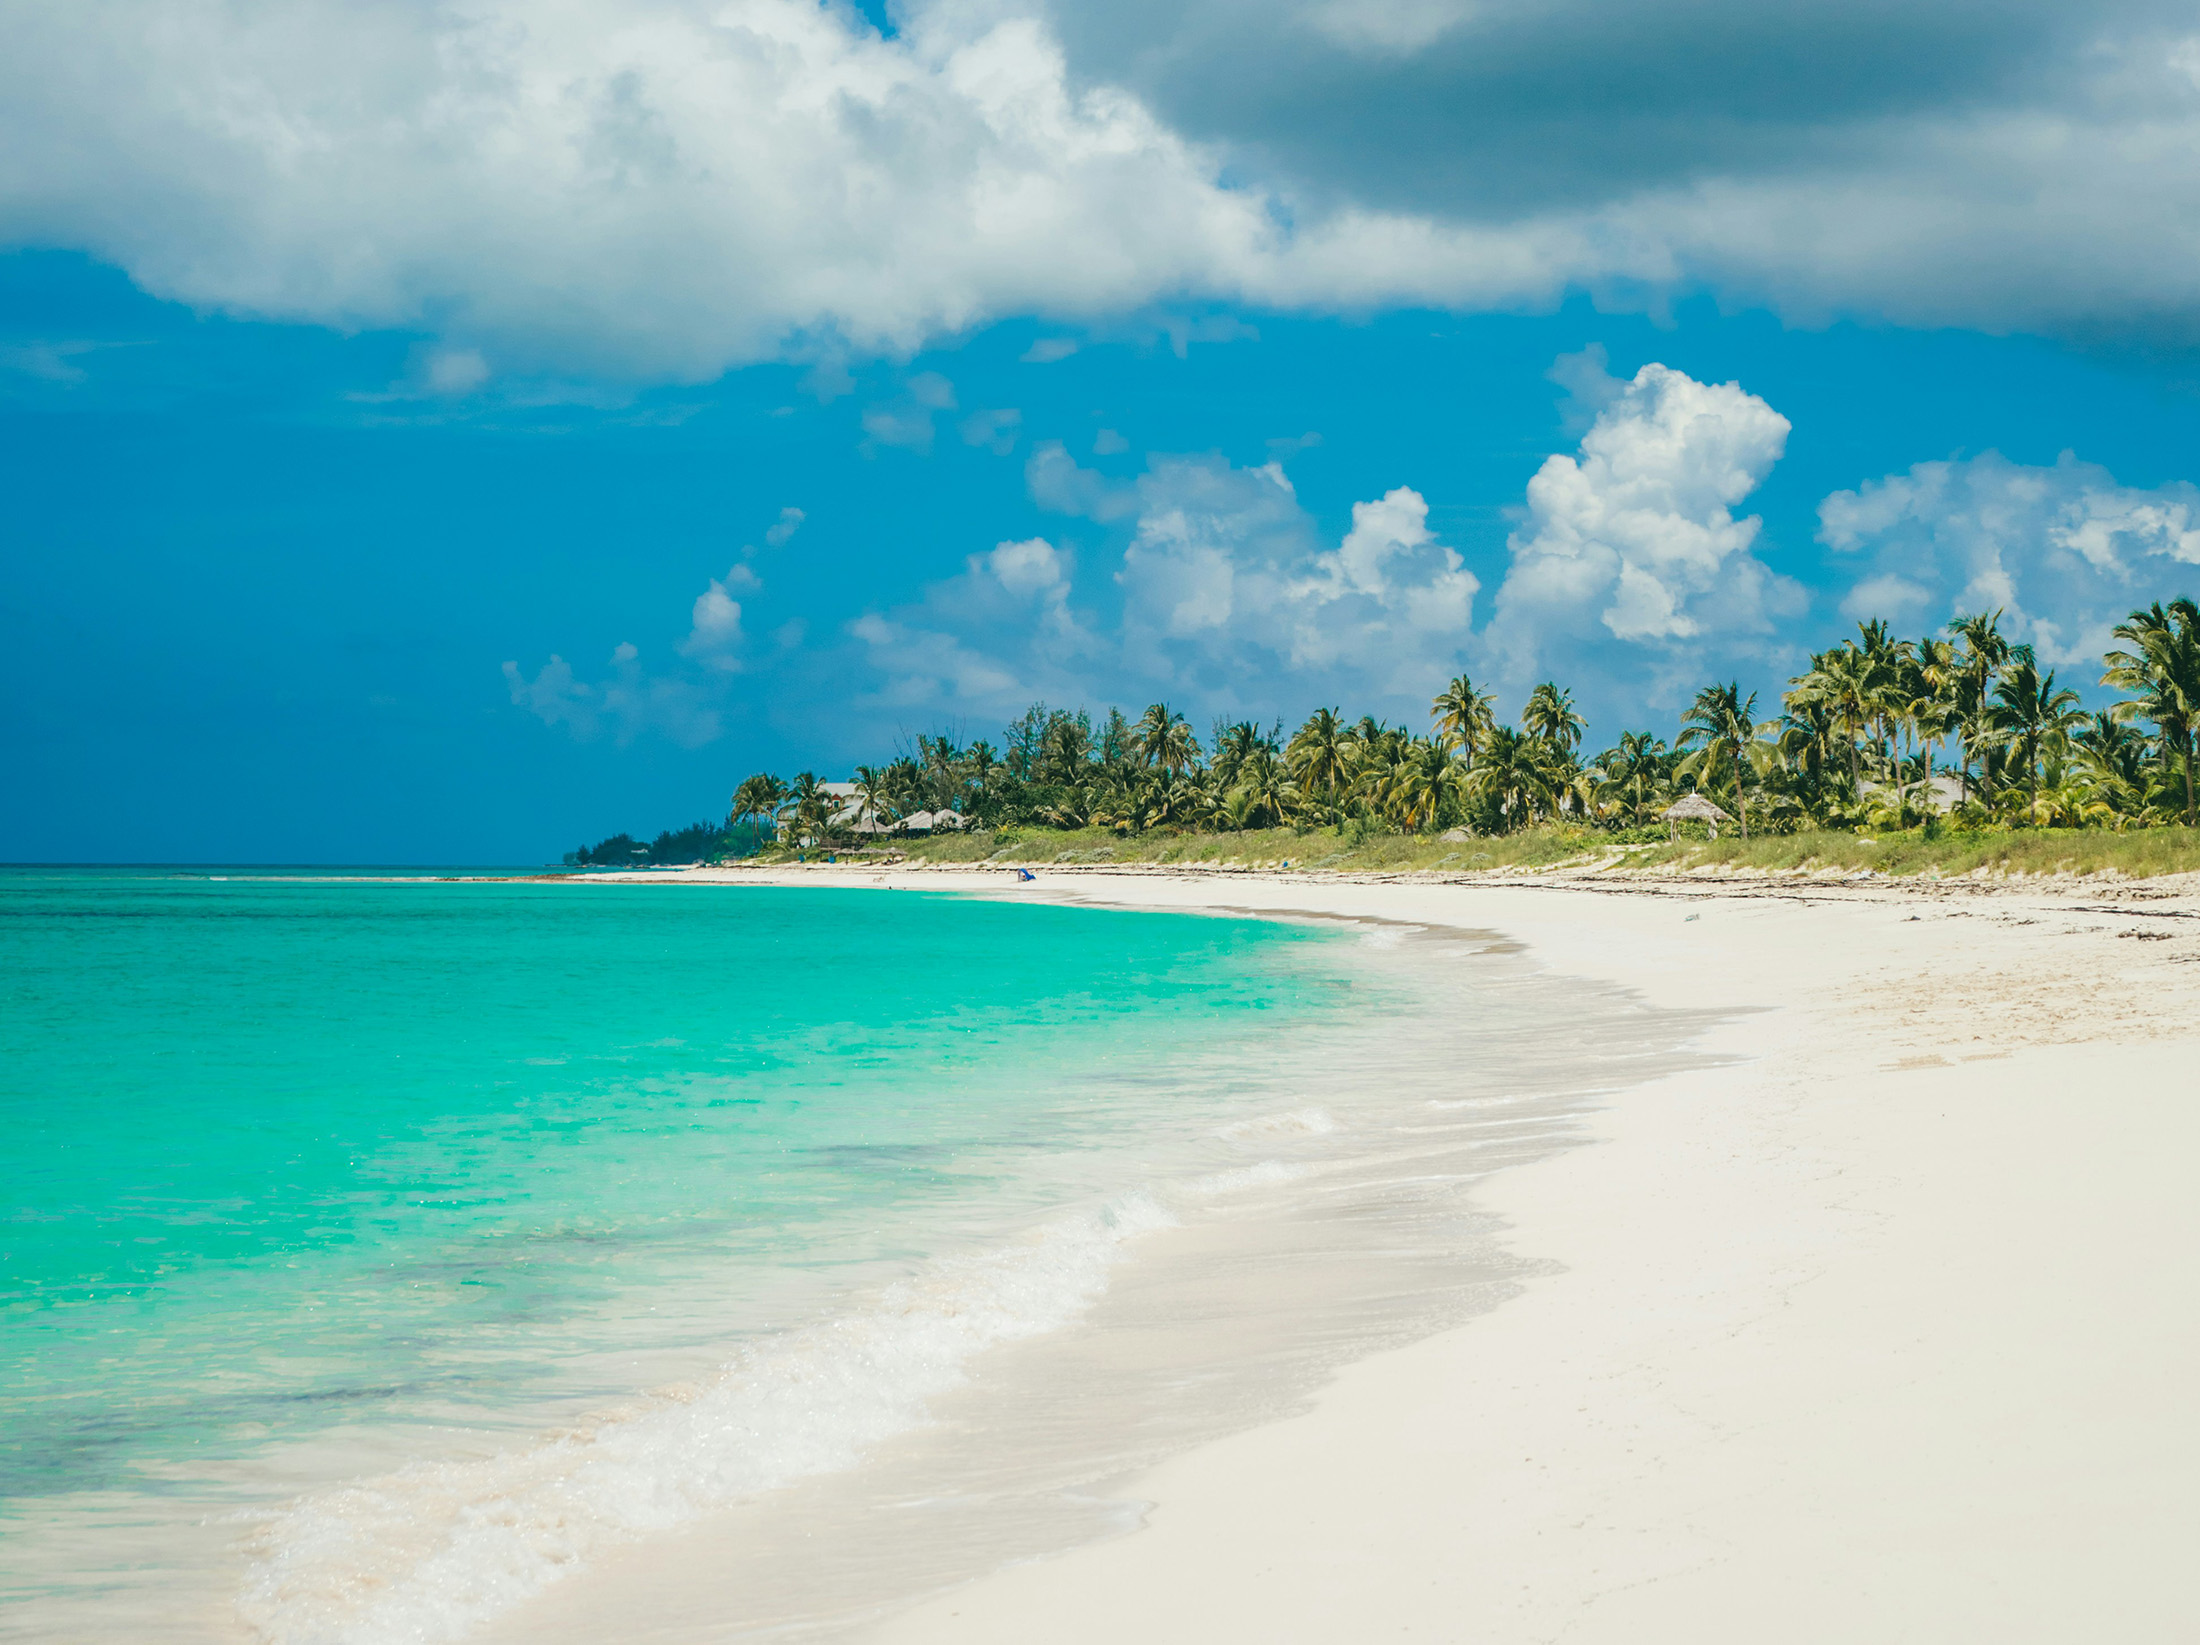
[[586, 863, 2200, 1642], [12, 864, 2195, 1643]]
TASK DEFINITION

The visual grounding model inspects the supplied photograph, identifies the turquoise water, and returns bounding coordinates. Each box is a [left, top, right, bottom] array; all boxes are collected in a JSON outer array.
[[0, 869, 1352, 1635]]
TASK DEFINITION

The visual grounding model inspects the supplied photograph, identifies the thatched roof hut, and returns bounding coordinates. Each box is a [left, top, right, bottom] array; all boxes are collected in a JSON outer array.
[[1661, 791, 1732, 838], [1661, 792, 1731, 822]]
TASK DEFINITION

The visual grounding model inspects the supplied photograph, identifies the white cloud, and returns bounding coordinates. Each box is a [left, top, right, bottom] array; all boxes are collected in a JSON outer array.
[[502, 642, 724, 746], [763, 506, 806, 547], [847, 453, 1479, 718], [678, 567, 752, 673], [1026, 439, 1140, 519], [1839, 573, 1933, 621], [1021, 337, 1081, 363], [985, 537, 1075, 609], [1482, 361, 1802, 705], [501, 653, 595, 736], [862, 372, 960, 453], [0, 3, 1333, 379], [17, 1, 2199, 376], [1114, 463, 1483, 694], [1818, 451, 2200, 666], [960, 406, 1024, 454], [1045, 0, 2200, 344], [847, 611, 1031, 710], [846, 534, 1093, 710]]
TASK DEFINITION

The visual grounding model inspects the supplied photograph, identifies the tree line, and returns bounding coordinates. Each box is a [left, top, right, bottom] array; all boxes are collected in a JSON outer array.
[[726, 598, 2200, 847], [566, 818, 772, 866]]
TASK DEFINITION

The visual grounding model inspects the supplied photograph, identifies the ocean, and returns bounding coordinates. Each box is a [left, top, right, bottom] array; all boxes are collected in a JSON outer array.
[[1, 868, 1694, 1643]]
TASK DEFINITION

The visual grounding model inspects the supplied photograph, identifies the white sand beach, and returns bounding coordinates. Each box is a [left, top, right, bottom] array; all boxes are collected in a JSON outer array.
[[592, 864, 2200, 1643]]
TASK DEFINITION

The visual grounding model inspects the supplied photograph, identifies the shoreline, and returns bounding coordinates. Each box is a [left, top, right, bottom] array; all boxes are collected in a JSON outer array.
[[460, 883, 1704, 1645], [577, 864, 2200, 1641]]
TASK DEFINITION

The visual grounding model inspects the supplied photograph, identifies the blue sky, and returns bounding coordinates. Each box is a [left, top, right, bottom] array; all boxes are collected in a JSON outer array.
[[8, 0, 2200, 862]]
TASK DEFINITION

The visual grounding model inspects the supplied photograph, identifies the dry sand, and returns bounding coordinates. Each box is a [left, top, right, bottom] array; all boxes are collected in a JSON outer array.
[[590, 864, 2200, 1641]]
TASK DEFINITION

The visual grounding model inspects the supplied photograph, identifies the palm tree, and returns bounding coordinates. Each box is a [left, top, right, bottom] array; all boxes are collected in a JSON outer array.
[[1845, 621, 1913, 794], [782, 771, 833, 846], [2103, 598, 2200, 826], [850, 764, 896, 834], [1771, 698, 1841, 815], [1677, 682, 1765, 838], [882, 756, 925, 821], [1210, 720, 1267, 790], [1219, 785, 1263, 835], [1902, 634, 1958, 820], [1466, 727, 1557, 831], [962, 740, 1000, 821], [2072, 711, 2151, 824], [1287, 708, 1357, 816], [729, 773, 772, 832], [1946, 611, 2011, 806], [1042, 781, 1097, 829], [1376, 738, 1461, 834], [1430, 674, 1497, 763], [1785, 645, 1876, 808], [730, 773, 788, 846], [1039, 716, 1091, 785], [1988, 651, 2087, 820], [1348, 723, 1406, 816], [916, 734, 964, 809], [1231, 748, 1299, 829], [1521, 681, 1585, 754], [1133, 703, 1201, 775], [1144, 766, 1210, 829], [1594, 731, 1670, 826]]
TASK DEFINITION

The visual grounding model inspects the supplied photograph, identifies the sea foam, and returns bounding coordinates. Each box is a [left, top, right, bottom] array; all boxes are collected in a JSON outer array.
[[1217, 1106, 1338, 1142], [237, 1192, 1176, 1645]]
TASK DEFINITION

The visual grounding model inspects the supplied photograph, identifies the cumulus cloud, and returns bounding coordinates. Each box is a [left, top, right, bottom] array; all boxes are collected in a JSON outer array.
[[677, 565, 760, 673], [1026, 439, 1140, 519], [1818, 451, 2200, 666], [763, 507, 806, 547], [12, 0, 2199, 378], [1496, 360, 1804, 668], [1483, 361, 1802, 704], [848, 533, 1097, 709], [0, 1, 1331, 379], [502, 642, 724, 746], [849, 451, 1479, 718], [1115, 463, 1478, 694]]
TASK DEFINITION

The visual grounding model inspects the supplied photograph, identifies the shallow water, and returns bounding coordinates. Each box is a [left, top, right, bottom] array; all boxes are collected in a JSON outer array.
[[2, 871, 1365, 1638], [1, 871, 1712, 1643]]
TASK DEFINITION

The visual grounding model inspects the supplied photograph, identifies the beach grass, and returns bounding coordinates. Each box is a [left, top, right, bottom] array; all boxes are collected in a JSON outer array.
[[756, 822, 2200, 881]]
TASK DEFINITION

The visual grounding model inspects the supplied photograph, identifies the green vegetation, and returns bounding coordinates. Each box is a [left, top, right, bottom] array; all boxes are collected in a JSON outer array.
[[866, 821, 2200, 880], [566, 818, 769, 867], [729, 597, 2200, 880]]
